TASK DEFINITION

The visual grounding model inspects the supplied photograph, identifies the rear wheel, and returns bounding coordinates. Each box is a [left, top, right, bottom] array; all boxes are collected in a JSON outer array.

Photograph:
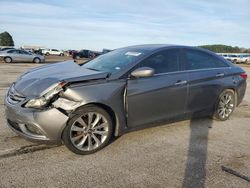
[[59, 53, 64, 56], [62, 106, 113, 155], [45, 52, 50, 56], [213, 89, 236, 121], [4, 57, 12, 63], [33, 57, 41, 63]]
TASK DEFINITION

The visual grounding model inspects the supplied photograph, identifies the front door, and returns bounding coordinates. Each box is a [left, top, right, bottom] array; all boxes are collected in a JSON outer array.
[[126, 48, 188, 128]]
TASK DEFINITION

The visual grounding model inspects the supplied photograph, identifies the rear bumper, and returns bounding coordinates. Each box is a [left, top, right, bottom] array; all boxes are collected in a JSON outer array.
[[4, 96, 69, 143]]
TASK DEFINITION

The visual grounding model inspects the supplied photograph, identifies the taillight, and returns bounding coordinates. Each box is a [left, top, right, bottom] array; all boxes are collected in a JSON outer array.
[[240, 73, 248, 80]]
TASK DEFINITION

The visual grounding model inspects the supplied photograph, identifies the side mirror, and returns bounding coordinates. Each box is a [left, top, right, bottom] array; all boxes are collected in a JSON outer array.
[[130, 67, 155, 78]]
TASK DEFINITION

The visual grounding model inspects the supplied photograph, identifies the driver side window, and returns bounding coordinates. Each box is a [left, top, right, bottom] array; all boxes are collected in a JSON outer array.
[[140, 49, 181, 74]]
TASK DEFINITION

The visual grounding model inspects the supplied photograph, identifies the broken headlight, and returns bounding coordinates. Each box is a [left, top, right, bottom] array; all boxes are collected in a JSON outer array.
[[25, 82, 66, 109]]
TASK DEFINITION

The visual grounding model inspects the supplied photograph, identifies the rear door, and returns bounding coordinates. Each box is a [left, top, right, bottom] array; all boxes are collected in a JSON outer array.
[[183, 49, 229, 114], [126, 48, 188, 128], [7, 50, 21, 61]]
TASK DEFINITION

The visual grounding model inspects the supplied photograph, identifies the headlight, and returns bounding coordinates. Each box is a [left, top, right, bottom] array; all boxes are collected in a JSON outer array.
[[25, 81, 66, 108]]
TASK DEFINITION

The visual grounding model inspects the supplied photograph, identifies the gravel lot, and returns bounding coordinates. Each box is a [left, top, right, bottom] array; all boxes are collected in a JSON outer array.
[[0, 61, 249, 188]]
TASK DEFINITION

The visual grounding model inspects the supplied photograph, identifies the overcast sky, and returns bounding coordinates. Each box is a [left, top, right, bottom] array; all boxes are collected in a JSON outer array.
[[0, 0, 249, 50]]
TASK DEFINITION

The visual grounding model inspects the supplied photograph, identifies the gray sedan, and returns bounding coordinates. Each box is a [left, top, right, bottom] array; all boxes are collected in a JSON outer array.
[[0, 49, 45, 63], [4, 44, 247, 154]]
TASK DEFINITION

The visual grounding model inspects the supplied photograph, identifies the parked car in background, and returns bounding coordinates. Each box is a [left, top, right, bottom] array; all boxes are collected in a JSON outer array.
[[72, 49, 90, 59], [73, 49, 101, 59], [102, 49, 113, 54], [219, 53, 250, 64], [89, 51, 102, 58], [224, 54, 240, 63], [67, 50, 78, 56], [4, 44, 247, 154], [0, 49, 45, 63], [222, 54, 241, 63], [42, 49, 64, 56], [33, 48, 43, 55], [239, 54, 250, 64]]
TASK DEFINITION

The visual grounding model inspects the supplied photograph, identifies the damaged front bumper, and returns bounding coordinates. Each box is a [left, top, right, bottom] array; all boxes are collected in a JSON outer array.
[[5, 96, 69, 143]]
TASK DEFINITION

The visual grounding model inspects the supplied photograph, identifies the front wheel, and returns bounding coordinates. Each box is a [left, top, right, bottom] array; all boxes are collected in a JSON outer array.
[[62, 106, 113, 155], [213, 89, 236, 121]]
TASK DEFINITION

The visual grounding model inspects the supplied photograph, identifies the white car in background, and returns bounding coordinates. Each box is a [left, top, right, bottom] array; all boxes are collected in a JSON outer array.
[[220, 54, 250, 64], [239, 55, 250, 64], [222, 54, 241, 63], [42, 49, 64, 56]]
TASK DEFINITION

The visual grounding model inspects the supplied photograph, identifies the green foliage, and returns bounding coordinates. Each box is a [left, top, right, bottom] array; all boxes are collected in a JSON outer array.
[[198, 44, 250, 53], [0, 32, 14, 46]]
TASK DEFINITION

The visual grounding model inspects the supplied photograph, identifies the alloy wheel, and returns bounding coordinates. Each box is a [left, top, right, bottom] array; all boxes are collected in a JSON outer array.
[[217, 92, 234, 119], [70, 112, 109, 151]]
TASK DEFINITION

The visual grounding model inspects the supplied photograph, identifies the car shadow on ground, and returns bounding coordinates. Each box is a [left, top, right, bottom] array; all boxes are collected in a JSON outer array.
[[182, 117, 212, 188]]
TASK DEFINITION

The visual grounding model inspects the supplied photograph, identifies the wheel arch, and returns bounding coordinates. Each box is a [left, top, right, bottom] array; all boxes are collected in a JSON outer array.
[[225, 87, 238, 105]]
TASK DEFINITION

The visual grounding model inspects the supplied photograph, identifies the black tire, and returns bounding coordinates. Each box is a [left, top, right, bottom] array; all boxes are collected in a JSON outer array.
[[213, 89, 236, 121], [62, 105, 113, 155], [60, 53, 64, 56], [33, 57, 41, 63], [45, 52, 50, 56], [4, 57, 12, 63]]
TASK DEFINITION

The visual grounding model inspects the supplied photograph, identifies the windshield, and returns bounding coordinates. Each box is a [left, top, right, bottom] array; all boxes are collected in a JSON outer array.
[[82, 49, 144, 73]]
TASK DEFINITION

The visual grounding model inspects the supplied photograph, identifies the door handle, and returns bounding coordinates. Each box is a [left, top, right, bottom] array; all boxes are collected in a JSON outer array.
[[216, 73, 224, 77], [175, 80, 187, 85]]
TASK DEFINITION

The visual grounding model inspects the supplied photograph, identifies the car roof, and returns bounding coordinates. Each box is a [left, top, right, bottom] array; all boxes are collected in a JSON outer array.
[[118, 44, 198, 53]]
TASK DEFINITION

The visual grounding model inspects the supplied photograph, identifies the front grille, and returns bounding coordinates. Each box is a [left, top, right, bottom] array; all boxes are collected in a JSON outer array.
[[7, 85, 26, 104]]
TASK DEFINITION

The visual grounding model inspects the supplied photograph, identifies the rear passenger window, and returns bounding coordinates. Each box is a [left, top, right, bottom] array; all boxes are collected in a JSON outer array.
[[185, 50, 228, 70], [140, 49, 181, 74]]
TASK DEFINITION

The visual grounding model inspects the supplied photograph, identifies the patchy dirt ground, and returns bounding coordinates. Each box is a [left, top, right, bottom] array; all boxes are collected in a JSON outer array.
[[0, 62, 249, 188]]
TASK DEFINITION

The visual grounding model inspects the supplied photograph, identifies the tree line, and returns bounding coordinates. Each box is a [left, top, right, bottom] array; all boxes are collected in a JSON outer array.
[[199, 44, 250, 53], [0, 31, 250, 53]]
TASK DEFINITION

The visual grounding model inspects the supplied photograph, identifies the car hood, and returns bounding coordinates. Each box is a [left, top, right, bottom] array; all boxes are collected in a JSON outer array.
[[14, 61, 109, 97]]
